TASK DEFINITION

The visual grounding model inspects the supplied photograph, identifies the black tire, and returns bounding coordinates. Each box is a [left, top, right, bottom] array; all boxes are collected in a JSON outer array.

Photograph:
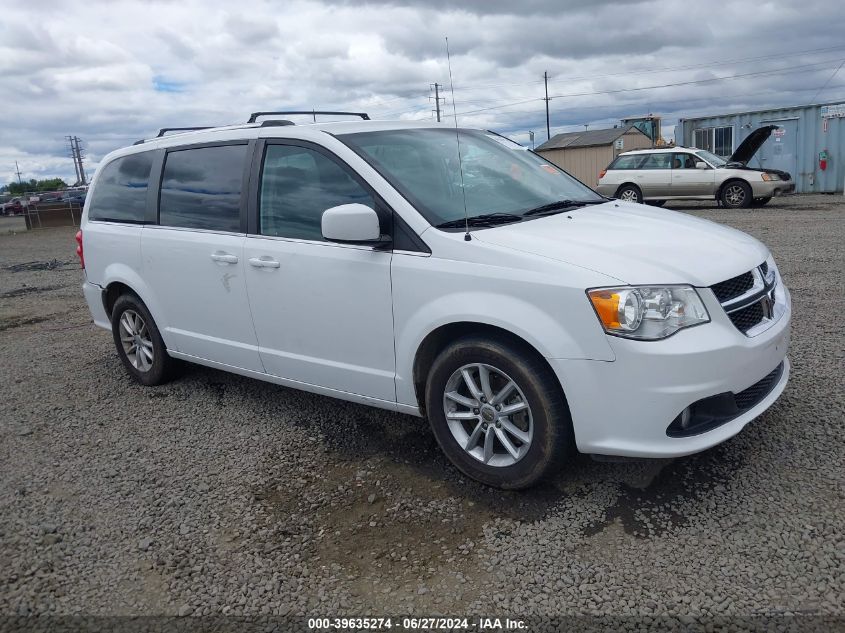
[[751, 197, 772, 207], [720, 180, 752, 209], [646, 200, 666, 207], [111, 293, 175, 386], [424, 335, 574, 489], [615, 184, 642, 204]]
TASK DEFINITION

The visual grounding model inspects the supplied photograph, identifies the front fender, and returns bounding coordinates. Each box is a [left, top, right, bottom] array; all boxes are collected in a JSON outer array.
[[393, 286, 615, 407]]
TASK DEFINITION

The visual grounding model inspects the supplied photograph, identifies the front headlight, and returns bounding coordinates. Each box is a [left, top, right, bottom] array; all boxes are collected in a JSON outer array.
[[587, 285, 710, 340], [761, 172, 781, 181]]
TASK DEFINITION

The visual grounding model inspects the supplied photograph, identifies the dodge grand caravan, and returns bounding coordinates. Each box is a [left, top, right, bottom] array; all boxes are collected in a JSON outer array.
[[78, 112, 791, 489]]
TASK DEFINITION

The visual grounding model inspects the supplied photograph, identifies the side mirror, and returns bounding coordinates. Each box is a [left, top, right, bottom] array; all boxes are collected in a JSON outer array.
[[695, 161, 708, 170], [321, 203, 389, 246]]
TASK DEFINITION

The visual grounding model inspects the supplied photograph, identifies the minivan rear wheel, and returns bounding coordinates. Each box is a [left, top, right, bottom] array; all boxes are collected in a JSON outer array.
[[111, 293, 175, 386], [425, 335, 573, 489], [616, 184, 642, 204]]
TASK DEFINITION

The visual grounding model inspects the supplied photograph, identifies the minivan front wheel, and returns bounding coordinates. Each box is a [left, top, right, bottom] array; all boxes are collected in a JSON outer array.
[[425, 335, 573, 489], [111, 293, 175, 386], [616, 184, 642, 204]]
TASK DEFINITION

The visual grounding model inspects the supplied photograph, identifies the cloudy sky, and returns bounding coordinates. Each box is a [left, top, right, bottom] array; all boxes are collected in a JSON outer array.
[[2, 0, 845, 186]]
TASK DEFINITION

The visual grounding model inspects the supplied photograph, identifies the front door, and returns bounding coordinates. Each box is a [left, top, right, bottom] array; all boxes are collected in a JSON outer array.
[[757, 119, 798, 178], [243, 141, 396, 401], [142, 143, 263, 372], [670, 152, 715, 196]]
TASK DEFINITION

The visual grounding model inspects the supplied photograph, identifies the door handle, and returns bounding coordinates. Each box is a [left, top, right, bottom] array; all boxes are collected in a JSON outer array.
[[249, 257, 281, 269], [211, 252, 238, 264]]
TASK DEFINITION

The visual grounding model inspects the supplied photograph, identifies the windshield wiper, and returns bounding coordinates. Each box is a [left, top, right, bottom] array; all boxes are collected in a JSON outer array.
[[522, 199, 603, 217], [435, 213, 523, 229]]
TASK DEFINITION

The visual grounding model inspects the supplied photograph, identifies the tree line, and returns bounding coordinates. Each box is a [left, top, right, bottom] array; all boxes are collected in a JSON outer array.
[[2, 178, 69, 195]]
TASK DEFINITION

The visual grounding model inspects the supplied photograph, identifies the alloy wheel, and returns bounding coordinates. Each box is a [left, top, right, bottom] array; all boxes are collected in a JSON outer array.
[[725, 184, 746, 206], [619, 189, 639, 202], [442, 363, 533, 467], [118, 309, 154, 372]]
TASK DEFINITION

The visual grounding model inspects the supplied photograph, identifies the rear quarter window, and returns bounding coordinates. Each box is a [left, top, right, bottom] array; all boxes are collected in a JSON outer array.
[[609, 155, 644, 170], [88, 152, 155, 222]]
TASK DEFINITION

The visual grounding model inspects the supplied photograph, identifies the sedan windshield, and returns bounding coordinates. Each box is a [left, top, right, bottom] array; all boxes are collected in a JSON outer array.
[[337, 128, 603, 228], [694, 149, 728, 167]]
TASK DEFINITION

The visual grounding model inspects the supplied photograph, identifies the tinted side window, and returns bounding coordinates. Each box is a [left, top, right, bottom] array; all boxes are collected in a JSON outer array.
[[610, 155, 643, 170], [640, 154, 673, 170], [159, 145, 246, 232], [259, 145, 374, 241], [88, 152, 154, 222]]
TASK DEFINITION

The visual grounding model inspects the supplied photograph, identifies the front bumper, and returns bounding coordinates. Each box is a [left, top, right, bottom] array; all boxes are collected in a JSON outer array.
[[549, 284, 791, 458], [751, 179, 795, 198]]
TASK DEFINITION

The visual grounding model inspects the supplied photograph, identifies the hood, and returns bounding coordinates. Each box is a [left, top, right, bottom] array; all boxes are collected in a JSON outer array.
[[473, 201, 768, 287], [727, 125, 777, 165]]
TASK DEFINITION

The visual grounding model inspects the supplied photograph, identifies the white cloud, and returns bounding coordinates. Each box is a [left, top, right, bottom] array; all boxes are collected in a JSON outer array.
[[1, 0, 844, 185]]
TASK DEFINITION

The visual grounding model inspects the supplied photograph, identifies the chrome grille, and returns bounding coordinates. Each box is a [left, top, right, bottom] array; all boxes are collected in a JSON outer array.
[[711, 272, 754, 303], [711, 262, 778, 337], [728, 302, 764, 334]]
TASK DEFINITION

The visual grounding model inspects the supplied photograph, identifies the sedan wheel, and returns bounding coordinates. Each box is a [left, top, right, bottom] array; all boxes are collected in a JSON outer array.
[[616, 185, 642, 204], [721, 181, 751, 208]]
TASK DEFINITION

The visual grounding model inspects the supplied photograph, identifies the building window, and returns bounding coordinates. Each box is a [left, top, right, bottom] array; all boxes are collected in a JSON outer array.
[[693, 126, 733, 157], [714, 127, 733, 157]]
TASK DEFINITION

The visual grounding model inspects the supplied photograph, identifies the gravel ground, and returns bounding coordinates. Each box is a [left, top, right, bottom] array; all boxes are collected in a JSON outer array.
[[0, 194, 843, 626]]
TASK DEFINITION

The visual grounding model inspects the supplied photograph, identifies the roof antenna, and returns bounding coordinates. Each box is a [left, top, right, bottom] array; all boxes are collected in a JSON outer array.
[[446, 37, 471, 242]]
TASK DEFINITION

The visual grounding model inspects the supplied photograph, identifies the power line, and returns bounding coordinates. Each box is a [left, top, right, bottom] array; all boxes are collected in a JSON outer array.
[[810, 59, 845, 103], [452, 58, 845, 117], [444, 44, 845, 94]]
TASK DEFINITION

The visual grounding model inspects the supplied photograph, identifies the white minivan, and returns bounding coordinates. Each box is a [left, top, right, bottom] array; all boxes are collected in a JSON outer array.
[[78, 113, 791, 489]]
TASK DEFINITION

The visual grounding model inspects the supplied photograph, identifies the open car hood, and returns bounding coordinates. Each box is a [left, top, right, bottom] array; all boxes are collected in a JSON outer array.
[[728, 125, 777, 165]]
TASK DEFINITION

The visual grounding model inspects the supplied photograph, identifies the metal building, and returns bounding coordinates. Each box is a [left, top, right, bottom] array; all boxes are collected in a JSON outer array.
[[676, 101, 845, 193], [535, 126, 652, 186]]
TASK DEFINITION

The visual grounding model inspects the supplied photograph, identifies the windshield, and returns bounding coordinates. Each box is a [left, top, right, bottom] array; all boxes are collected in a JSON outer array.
[[337, 128, 603, 227], [694, 149, 728, 167]]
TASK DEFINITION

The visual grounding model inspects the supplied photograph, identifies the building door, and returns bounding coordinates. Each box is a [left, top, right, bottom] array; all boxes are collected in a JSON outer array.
[[757, 119, 798, 178]]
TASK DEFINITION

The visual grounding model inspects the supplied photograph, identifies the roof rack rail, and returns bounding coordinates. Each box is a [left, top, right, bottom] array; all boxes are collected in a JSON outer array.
[[247, 111, 370, 123], [156, 126, 214, 137]]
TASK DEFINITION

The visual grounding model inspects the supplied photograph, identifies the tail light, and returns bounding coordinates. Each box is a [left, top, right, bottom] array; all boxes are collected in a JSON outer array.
[[75, 230, 85, 269], [599, 169, 607, 179]]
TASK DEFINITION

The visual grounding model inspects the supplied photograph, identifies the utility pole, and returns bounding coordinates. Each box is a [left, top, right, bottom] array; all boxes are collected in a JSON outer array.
[[67, 136, 80, 184], [430, 83, 445, 122], [14, 161, 23, 186], [543, 71, 551, 140], [529, 131, 535, 150], [66, 136, 87, 185], [75, 137, 87, 184]]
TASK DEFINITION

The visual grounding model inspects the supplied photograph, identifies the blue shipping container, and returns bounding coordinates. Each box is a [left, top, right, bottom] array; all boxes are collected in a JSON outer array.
[[677, 102, 845, 194]]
